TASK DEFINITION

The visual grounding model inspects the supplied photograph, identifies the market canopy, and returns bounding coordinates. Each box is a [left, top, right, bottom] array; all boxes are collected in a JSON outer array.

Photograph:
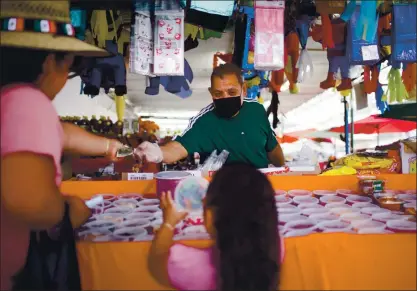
[[379, 103, 417, 122], [329, 115, 417, 134]]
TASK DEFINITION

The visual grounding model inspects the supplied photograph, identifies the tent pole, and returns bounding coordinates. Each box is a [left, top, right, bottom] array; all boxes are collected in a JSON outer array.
[[343, 97, 349, 154], [350, 92, 354, 153]]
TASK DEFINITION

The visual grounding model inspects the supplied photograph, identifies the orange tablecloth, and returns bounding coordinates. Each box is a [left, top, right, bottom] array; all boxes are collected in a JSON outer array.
[[61, 174, 417, 290]]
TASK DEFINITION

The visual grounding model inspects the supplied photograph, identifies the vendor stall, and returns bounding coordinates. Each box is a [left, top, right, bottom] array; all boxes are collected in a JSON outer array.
[[61, 174, 416, 290]]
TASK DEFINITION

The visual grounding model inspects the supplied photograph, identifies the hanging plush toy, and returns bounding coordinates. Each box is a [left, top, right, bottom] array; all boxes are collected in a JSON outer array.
[[311, 17, 351, 91], [81, 40, 127, 97]]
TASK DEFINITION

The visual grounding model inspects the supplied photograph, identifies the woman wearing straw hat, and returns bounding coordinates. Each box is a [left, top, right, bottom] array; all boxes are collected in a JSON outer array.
[[0, 1, 124, 289]]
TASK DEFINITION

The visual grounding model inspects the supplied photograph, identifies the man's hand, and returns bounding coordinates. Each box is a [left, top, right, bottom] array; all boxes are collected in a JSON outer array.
[[134, 141, 163, 163]]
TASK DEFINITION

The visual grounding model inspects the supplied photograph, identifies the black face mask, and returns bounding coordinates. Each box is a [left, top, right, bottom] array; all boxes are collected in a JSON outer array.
[[213, 96, 242, 119]]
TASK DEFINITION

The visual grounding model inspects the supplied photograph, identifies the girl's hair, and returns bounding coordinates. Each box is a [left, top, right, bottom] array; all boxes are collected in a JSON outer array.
[[0, 47, 67, 87], [205, 163, 280, 291]]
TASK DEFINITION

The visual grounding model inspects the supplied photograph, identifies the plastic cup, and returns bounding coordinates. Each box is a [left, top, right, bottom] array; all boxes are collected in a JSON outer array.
[[293, 196, 319, 205], [277, 204, 300, 215], [405, 190, 417, 195], [275, 195, 293, 205], [113, 199, 139, 209], [113, 226, 147, 240], [288, 189, 312, 197], [397, 194, 417, 203], [320, 196, 346, 205], [301, 207, 329, 217], [340, 213, 372, 226], [94, 213, 125, 224], [93, 193, 117, 202], [138, 199, 160, 207], [284, 219, 317, 232], [372, 212, 410, 223], [309, 213, 340, 223], [325, 203, 351, 209], [361, 207, 390, 216], [118, 218, 151, 228], [126, 212, 154, 220], [317, 220, 352, 233], [313, 190, 337, 197], [84, 220, 116, 230], [386, 220, 417, 233], [357, 228, 389, 234], [346, 195, 372, 204], [352, 202, 378, 209], [298, 203, 324, 210], [136, 205, 160, 214], [275, 190, 287, 196], [285, 229, 315, 238], [278, 214, 307, 224], [354, 220, 386, 233], [336, 189, 359, 197], [330, 207, 361, 216], [104, 206, 133, 215]]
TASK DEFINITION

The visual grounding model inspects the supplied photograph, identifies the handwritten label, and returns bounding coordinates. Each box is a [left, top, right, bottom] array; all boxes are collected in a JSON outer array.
[[361, 45, 379, 61]]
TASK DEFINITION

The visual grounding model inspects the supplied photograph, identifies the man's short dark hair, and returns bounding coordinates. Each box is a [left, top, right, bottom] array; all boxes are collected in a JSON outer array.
[[211, 63, 244, 86]]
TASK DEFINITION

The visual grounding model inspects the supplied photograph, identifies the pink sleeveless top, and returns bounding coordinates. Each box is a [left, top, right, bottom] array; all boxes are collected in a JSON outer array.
[[0, 84, 64, 290], [167, 238, 285, 290]]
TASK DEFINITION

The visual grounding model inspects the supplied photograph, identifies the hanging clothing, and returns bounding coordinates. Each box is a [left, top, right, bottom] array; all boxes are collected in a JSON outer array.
[[232, 14, 248, 68]]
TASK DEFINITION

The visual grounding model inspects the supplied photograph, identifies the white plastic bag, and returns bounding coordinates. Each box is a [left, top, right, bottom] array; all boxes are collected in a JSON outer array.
[[296, 49, 314, 83]]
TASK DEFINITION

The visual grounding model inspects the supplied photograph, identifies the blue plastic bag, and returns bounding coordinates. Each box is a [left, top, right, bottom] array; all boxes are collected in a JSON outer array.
[[346, 4, 380, 65], [392, 3, 417, 63]]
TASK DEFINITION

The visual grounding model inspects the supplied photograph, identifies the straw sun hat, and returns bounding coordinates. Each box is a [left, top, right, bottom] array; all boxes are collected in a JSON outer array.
[[0, 0, 109, 57]]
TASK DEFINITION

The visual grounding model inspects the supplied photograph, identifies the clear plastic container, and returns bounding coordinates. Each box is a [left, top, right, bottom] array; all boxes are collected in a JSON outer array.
[[317, 220, 352, 233], [301, 207, 329, 216], [336, 189, 359, 197], [298, 203, 324, 210], [113, 199, 139, 209], [325, 203, 351, 209], [285, 229, 315, 238], [279, 214, 307, 224], [113, 226, 147, 240], [360, 207, 390, 216], [310, 213, 340, 223], [313, 190, 337, 196], [354, 220, 386, 233], [351, 202, 378, 209], [346, 195, 372, 204], [330, 207, 361, 216], [278, 207, 301, 215], [275, 190, 287, 196], [397, 194, 417, 203], [386, 220, 416, 233], [293, 196, 319, 205], [284, 219, 317, 232], [288, 189, 312, 197], [372, 212, 410, 223], [138, 198, 160, 207], [275, 195, 293, 205], [320, 196, 346, 205], [340, 213, 372, 226]]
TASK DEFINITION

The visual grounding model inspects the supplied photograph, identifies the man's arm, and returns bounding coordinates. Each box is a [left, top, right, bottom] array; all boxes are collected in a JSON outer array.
[[160, 141, 189, 164], [61, 122, 122, 158], [268, 143, 285, 167]]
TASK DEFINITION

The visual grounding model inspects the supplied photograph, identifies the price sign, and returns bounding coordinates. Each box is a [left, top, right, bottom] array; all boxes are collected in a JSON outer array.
[[122, 173, 154, 180]]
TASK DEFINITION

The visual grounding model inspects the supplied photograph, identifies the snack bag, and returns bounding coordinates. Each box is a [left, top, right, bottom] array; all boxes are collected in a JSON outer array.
[[320, 166, 357, 176]]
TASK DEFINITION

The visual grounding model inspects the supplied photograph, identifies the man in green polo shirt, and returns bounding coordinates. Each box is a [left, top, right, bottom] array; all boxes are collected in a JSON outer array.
[[135, 63, 285, 168]]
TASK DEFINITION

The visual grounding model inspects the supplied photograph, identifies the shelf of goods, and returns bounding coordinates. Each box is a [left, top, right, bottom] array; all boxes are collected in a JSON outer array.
[[61, 174, 417, 290]]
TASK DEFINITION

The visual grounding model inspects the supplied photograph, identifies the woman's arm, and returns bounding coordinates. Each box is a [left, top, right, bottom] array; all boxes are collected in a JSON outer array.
[[61, 122, 123, 158], [1, 152, 90, 229]]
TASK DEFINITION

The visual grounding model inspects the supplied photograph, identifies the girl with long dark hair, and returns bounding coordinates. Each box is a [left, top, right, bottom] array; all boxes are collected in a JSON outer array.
[[149, 163, 284, 290]]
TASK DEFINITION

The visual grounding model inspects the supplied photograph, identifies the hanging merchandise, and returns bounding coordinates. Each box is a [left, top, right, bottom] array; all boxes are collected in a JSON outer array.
[[70, 9, 87, 40], [375, 63, 389, 113], [402, 63, 417, 100], [145, 59, 193, 98], [363, 65, 379, 94], [387, 62, 409, 104], [183, 0, 235, 32], [391, 2, 417, 63], [153, 10, 185, 76], [315, 0, 346, 49], [81, 40, 127, 97], [254, 0, 285, 70], [354, 0, 379, 42], [311, 18, 351, 91], [231, 12, 248, 68], [130, 11, 154, 76], [296, 15, 314, 83], [346, 3, 380, 66]]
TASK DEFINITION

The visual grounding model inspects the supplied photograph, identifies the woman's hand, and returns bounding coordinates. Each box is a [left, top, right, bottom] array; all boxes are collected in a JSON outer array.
[[106, 139, 124, 161], [160, 191, 189, 227], [63, 195, 92, 228]]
